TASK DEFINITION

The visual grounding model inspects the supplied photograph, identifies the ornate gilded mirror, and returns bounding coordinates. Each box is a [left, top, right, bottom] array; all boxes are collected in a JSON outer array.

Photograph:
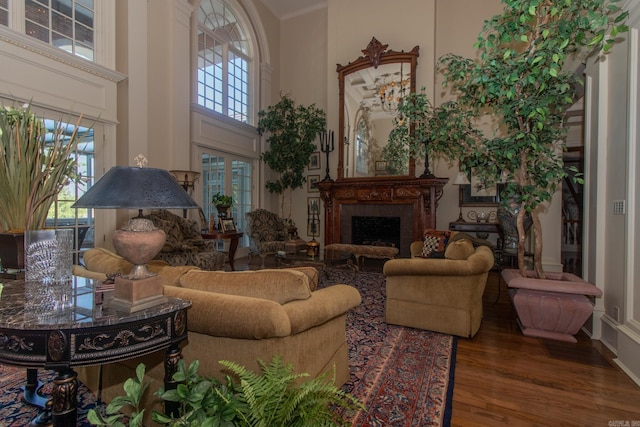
[[337, 37, 419, 180]]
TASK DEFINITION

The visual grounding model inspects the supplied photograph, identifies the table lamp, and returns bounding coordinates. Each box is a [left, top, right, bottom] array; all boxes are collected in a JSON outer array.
[[452, 171, 471, 222], [72, 166, 199, 312]]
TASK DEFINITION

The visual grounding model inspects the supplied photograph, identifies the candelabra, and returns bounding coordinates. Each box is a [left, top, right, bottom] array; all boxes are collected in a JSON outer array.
[[419, 140, 435, 178], [320, 130, 334, 182], [307, 198, 320, 257]]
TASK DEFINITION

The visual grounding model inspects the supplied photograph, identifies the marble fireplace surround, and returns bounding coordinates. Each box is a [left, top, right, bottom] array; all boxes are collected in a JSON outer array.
[[318, 177, 448, 258]]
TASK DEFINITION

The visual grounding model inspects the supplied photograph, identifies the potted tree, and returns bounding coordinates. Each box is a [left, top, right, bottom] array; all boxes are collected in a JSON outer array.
[[257, 94, 326, 218], [388, 0, 629, 342], [0, 103, 84, 272]]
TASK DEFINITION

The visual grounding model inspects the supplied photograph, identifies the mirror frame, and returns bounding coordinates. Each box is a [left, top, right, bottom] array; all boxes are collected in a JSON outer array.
[[337, 37, 419, 181]]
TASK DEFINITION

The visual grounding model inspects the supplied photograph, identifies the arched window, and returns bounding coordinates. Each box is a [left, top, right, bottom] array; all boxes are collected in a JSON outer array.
[[197, 0, 251, 124]]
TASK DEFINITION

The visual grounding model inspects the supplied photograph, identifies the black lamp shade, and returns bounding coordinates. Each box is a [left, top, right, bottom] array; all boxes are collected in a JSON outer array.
[[72, 166, 199, 210]]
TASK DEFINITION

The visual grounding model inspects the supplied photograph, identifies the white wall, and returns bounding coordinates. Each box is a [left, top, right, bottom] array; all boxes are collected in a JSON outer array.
[[587, 0, 640, 386]]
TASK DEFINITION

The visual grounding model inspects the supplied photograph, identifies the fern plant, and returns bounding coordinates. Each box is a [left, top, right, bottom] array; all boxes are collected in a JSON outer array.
[[220, 356, 362, 427], [88, 356, 362, 427]]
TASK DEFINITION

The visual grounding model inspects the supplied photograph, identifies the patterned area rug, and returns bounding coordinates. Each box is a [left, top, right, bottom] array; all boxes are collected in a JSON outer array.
[[0, 268, 456, 427], [0, 366, 96, 426], [322, 268, 456, 427]]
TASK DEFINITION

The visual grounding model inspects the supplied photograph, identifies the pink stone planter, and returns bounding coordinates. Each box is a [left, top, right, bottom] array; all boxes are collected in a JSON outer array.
[[501, 269, 603, 343]]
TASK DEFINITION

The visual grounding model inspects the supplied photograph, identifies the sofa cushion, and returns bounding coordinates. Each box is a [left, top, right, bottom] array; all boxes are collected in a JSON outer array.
[[179, 268, 312, 304], [421, 229, 452, 257], [83, 247, 169, 275], [80, 248, 198, 286], [445, 238, 475, 260]]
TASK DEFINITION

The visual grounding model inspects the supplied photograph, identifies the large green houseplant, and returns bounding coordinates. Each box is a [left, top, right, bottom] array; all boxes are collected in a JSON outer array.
[[257, 94, 326, 217], [390, 0, 628, 279], [88, 356, 363, 427]]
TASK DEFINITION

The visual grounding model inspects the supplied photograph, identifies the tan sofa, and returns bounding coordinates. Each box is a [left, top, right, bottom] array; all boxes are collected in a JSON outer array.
[[73, 247, 361, 414], [383, 239, 494, 338]]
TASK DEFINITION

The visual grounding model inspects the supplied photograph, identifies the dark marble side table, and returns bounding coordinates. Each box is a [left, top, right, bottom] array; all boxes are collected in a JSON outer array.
[[0, 276, 191, 427]]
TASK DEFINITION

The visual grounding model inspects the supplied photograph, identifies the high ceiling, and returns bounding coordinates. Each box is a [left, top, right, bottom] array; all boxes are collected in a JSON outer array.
[[259, 0, 327, 20]]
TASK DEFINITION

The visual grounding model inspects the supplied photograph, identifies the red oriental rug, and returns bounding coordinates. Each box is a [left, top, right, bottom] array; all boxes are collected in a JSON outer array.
[[0, 268, 455, 427], [322, 268, 456, 427]]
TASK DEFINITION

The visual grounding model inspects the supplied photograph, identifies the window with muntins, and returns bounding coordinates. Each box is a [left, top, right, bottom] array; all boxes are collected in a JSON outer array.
[[42, 116, 96, 264], [197, 0, 250, 124], [201, 152, 251, 248], [1, 0, 95, 61], [0, 0, 8, 26], [25, 0, 95, 61]]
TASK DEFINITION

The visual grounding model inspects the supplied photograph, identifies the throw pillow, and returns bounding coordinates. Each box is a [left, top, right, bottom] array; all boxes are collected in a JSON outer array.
[[445, 238, 475, 260], [421, 229, 452, 258]]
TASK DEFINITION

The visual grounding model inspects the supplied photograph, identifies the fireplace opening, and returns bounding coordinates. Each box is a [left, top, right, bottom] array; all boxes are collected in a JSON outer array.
[[352, 216, 401, 248]]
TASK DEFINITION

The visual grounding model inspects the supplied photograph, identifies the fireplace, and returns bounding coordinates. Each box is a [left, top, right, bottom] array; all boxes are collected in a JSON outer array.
[[352, 216, 401, 248], [318, 177, 447, 258], [341, 204, 415, 257]]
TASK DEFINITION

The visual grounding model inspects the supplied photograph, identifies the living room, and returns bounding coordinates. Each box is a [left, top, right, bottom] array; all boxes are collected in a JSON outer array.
[[1, 0, 640, 425]]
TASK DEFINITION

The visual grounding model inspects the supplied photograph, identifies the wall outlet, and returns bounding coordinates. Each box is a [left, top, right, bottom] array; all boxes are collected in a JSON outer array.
[[613, 200, 626, 215], [613, 306, 620, 323]]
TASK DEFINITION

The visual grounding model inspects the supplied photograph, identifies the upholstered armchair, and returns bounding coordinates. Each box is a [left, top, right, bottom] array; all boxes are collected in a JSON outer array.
[[143, 209, 225, 270], [384, 238, 494, 338], [245, 209, 288, 268]]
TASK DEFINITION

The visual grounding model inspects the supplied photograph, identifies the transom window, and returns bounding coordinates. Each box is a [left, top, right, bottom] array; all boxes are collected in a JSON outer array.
[[1, 0, 95, 61], [197, 0, 250, 124], [0, 1, 8, 26]]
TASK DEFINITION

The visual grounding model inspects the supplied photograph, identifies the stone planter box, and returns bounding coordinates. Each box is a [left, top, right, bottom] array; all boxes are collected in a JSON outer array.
[[502, 269, 602, 343]]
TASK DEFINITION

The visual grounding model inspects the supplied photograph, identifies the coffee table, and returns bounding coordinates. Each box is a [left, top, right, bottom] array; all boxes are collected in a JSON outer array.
[[275, 248, 354, 277], [0, 276, 191, 426]]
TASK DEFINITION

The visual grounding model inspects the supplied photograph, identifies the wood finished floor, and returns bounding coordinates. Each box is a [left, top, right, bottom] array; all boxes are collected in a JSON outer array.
[[232, 257, 640, 426], [453, 272, 640, 426]]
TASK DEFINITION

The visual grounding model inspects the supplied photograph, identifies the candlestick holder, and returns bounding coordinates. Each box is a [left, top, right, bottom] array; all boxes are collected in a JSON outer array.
[[320, 130, 335, 182], [307, 198, 320, 257]]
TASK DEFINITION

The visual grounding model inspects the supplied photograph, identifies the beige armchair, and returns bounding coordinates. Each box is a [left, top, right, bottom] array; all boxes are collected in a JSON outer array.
[[384, 240, 494, 338]]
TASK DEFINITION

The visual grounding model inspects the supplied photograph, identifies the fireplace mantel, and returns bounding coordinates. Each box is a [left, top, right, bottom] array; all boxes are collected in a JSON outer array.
[[317, 177, 448, 251]]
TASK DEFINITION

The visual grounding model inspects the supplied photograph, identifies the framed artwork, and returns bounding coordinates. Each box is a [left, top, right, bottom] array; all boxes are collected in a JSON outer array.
[[307, 197, 320, 236], [307, 175, 320, 192], [221, 218, 236, 232], [308, 151, 320, 170], [375, 160, 387, 171], [460, 177, 504, 207]]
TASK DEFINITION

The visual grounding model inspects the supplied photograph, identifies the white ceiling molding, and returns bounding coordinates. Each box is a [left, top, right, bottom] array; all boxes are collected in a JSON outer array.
[[259, 0, 327, 20]]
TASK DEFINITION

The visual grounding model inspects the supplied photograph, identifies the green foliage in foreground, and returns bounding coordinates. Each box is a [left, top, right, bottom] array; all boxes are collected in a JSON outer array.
[[88, 356, 363, 427]]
